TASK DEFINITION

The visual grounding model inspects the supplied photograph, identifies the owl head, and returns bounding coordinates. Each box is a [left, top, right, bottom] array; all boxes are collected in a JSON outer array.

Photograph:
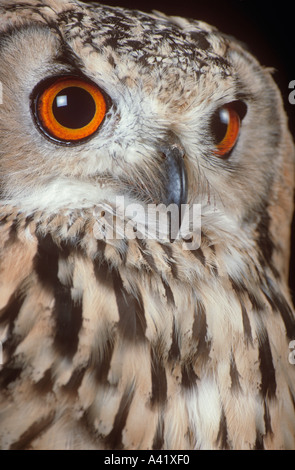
[[0, 0, 294, 278]]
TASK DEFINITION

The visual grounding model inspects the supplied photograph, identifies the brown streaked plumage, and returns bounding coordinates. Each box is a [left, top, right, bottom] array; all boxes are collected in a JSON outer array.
[[0, 0, 295, 450]]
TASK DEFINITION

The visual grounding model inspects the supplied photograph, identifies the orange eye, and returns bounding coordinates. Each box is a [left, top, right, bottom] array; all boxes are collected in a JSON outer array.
[[211, 101, 247, 158], [33, 77, 107, 143]]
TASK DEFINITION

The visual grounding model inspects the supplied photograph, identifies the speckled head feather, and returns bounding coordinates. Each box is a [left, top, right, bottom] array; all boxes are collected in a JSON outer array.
[[0, 0, 295, 450]]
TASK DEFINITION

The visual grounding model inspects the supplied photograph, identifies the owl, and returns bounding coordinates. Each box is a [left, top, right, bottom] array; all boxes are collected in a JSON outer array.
[[0, 0, 295, 451]]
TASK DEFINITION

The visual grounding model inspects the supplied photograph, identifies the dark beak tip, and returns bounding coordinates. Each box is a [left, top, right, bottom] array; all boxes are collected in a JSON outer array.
[[162, 148, 188, 208]]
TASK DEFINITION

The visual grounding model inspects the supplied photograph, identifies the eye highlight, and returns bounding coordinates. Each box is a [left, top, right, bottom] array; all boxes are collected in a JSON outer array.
[[32, 76, 107, 143], [211, 101, 247, 158]]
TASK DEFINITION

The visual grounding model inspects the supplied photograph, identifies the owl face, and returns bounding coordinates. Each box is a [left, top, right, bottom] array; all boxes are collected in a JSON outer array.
[[0, 0, 293, 256]]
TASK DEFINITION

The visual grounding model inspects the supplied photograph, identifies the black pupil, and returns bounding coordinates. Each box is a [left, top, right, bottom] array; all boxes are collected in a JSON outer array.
[[52, 86, 96, 129], [211, 108, 229, 144]]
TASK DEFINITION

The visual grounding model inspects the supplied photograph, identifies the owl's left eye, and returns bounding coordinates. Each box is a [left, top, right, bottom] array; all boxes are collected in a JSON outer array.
[[32, 76, 108, 144], [211, 101, 247, 158]]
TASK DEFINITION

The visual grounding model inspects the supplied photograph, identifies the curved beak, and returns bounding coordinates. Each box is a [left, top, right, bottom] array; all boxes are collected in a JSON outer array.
[[157, 136, 188, 241], [159, 141, 188, 208]]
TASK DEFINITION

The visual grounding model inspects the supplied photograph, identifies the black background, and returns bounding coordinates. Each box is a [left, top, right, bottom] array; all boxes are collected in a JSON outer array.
[[84, 0, 295, 299]]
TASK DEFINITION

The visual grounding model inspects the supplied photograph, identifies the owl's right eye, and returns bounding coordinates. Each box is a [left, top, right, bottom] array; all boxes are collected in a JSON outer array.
[[31, 76, 108, 144]]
